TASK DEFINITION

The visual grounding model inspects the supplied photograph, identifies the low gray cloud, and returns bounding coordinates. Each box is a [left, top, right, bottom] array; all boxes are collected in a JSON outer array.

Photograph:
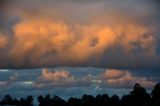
[[0, 67, 159, 99]]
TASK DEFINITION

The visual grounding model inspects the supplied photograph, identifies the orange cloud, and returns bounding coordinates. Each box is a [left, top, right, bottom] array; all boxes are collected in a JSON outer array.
[[4, 16, 156, 68], [41, 68, 74, 82], [33, 68, 93, 88], [102, 69, 125, 79], [102, 69, 156, 88], [32, 68, 156, 89], [0, 35, 7, 48], [0, 0, 159, 68]]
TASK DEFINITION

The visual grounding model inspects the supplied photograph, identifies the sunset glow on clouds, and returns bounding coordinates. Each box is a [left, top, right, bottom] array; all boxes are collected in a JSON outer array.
[[35, 68, 156, 89], [0, 0, 160, 99], [101, 69, 156, 88], [9, 19, 156, 68], [0, 68, 158, 99], [33, 69, 92, 88], [0, 13, 159, 68], [0, 0, 159, 68]]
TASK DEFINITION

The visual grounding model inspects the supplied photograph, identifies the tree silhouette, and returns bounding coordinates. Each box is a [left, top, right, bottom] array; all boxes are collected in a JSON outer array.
[[121, 83, 151, 106], [95, 94, 109, 106], [13, 98, 20, 105], [121, 94, 132, 106], [1, 95, 13, 105], [0, 83, 160, 106], [51, 95, 67, 106], [38, 95, 45, 106], [26, 95, 34, 106], [82, 94, 95, 106], [152, 83, 160, 106], [68, 97, 82, 106], [109, 95, 120, 106], [20, 98, 26, 106], [44, 94, 52, 106]]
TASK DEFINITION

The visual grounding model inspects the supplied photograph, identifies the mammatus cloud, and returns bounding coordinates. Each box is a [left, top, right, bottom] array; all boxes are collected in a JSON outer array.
[[101, 69, 156, 88]]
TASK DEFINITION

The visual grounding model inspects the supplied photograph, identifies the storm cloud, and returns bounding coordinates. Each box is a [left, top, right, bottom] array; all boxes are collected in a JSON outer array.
[[0, 0, 160, 69], [0, 0, 160, 100]]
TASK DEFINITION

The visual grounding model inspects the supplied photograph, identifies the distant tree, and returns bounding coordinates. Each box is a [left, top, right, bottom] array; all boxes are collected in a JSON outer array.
[[129, 83, 151, 106], [45, 94, 51, 106], [82, 94, 95, 106], [121, 95, 132, 106], [68, 97, 82, 106], [51, 95, 67, 106], [26, 95, 34, 106], [38, 95, 45, 106], [95, 94, 102, 106], [121, 83, 151, 106], [95, 94, 109, 106], [1, 95, 13, 105], [151, 83, 160, 106], [1, 83, 160, 106], [109, 95, 120, 106], [20, 98, 26, 106], [13, 98, 20, 105]]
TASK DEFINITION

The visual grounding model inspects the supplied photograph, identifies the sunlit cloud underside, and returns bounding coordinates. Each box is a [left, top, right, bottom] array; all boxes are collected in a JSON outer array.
[[0, 0, 160, 99]]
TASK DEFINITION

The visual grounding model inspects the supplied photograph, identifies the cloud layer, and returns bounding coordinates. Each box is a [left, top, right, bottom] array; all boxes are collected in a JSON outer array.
[[0, 0, 159, 100], [0, 68, 158, 99], [0, 0, 159, 68]]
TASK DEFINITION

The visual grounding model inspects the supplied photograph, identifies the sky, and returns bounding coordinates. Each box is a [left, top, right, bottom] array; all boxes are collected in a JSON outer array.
[[0, 0, 160, 99]]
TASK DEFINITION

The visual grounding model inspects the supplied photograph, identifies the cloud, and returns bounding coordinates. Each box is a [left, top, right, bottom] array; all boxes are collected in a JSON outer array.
[[0, 72, 18, 89], [0, 0, 9, 10], [0, 67, 158, 99], [9, 72, 18, 81], [33, 68, 93, 89], [0, 35, 7, 48], [39, 68, 74, 83], [101, 69, 156, 88], [1, 18, 159, 68], [0, 0, 159, 69], [102, 69, 125, 79], [0, 81, 8, 89], [32, 68, 157, 89]]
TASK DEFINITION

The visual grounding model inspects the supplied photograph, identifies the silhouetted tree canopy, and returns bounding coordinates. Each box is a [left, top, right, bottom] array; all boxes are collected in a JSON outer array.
[[152, 83, 160, 106], [0, 83, 160, 106]]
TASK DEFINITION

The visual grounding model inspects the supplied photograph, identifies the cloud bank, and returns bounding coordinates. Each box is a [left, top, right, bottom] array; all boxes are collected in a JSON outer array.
[[0, 68, 157, 99], [0, 0, 160, 69]]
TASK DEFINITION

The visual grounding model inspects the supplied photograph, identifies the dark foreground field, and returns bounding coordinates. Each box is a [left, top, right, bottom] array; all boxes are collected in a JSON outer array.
[[0, 83, 160, 106]]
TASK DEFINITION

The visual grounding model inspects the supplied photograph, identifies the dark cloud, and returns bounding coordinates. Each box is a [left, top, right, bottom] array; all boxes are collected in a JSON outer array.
[[0, 0, 9, 10]]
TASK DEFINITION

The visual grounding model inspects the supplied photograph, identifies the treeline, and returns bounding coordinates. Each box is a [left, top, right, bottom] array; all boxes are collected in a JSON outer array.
[[0, 83, 160, 106]]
